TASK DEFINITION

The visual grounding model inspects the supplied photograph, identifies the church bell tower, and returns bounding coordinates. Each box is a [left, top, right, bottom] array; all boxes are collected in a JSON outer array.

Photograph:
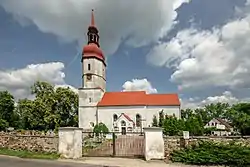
[[78, 9, 106, 131]]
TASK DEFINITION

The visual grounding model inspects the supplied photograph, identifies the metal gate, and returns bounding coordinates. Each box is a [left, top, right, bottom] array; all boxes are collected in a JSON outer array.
[[82, 132, 144, 158]]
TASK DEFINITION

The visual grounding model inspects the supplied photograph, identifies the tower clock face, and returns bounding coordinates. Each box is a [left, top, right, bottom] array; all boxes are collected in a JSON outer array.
[[87, 74, 92, 81]]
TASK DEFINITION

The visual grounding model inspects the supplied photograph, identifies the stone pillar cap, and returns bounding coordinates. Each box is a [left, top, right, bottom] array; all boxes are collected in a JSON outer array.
[[143, 127, 163, 131], [59, 127, 83, 131]]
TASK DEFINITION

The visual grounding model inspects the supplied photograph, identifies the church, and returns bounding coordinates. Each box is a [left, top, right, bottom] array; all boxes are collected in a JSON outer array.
[[78, 10, 181, 134]]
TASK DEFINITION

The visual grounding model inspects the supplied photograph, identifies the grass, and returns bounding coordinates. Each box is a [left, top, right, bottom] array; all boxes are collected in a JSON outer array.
[[0, 147, 60, 160]]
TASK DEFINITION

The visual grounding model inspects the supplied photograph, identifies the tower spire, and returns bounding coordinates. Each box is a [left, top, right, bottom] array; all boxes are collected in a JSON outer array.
[[90, 9, 95, 27]]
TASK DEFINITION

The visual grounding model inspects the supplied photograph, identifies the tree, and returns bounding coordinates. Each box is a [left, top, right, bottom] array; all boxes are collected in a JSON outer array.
[[162, 116, 184, 136], [184, 115, 204, 136], [14, 81, 79, 131], [30, 81, 78, 130], [93, 122, 109, 137], [53, 87, 78, 128], [16, 98, 35, 130], [225, 103, 250, 135], [152, 115, 158, 127], [0, 91, 15, 129], [202, 103, 229, 123], [159, 110, 164, 127]]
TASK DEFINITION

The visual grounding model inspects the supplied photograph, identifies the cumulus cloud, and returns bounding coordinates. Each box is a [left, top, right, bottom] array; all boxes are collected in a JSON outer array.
[[181, 91, 250, 109], [122, 79, 157, 94], [0, 62, 76, 99], [147, 1, 250, 91], [0, 0, 190, 55]]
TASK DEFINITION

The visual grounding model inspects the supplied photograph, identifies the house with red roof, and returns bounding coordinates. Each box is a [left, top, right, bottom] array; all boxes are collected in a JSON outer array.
[[78, 10, 181, 134]]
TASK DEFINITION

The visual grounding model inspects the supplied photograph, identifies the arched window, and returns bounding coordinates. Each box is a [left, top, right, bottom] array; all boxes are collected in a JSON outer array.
[[136, 114, 141, 127], [89, 34, 93, 41], [113, 114, 118, 122], [121, 120, 126, 126]]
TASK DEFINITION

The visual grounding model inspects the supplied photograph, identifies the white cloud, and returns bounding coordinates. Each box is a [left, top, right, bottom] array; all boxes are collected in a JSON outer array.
[[122, 78, 157, 94], [181, 91, 250, 109], [147, 2, 250, 91], [0, 62, 76, 99], [0, 0, 190, 55]]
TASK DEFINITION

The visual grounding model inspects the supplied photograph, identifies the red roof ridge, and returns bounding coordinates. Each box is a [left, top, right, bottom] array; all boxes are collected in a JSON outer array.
[[146, 93, 178, 95], [106, 91, 146, 93]]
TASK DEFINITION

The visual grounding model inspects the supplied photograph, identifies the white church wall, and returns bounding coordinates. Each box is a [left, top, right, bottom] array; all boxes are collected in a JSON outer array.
[[78, 88, 104, 130], [79, 106, 97, 130], [98, 105, 180, 131]]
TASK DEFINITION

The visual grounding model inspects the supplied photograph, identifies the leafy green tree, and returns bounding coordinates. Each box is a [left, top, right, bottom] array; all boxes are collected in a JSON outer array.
[[162, 116, 184, 136], [14, 81, 79, 131], [184, 115, 204, 136], [53, 87, 78, 128], [16, 98, 35, 129], [202, 103, 229, 123], [225, 103, 250, 135], [159, 110, 164, 127], [93, 122, 109, 137], [0, 91, 15, 129]]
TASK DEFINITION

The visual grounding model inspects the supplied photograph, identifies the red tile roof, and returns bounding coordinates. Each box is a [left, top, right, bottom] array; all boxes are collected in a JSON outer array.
[[97, 91, 180, 107]]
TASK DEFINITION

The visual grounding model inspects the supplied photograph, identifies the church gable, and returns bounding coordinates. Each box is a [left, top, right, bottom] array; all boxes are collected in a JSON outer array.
[[115, 113, 135, 127]]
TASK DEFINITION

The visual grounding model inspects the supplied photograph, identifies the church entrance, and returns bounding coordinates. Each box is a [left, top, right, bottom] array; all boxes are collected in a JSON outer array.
[[121, 127, 126, 135], [121, 120, 127, 135]]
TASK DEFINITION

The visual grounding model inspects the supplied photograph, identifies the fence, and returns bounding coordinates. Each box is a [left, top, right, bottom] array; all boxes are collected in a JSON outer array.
[[82, 132, 145, 158]]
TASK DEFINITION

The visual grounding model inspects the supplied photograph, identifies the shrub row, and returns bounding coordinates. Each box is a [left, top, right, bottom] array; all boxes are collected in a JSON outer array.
[[170, 141, 250, 166]]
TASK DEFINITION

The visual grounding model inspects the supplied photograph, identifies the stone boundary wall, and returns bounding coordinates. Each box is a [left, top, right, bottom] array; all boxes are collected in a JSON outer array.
[[164, 136, 250, 159], [0, 131, 59, 153]]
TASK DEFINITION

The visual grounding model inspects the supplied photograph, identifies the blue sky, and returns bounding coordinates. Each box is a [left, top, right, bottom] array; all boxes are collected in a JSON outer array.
[[0, 0, 250, 108]]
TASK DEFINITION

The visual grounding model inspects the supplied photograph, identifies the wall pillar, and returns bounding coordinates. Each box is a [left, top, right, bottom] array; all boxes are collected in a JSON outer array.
[[181, 131, 190, 148], [144, 127, 164, 161], [58, 127, 83, 159]]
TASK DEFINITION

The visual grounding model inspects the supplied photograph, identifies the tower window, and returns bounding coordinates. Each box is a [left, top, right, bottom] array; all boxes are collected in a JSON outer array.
[[88, 64, 91, 70], [89, 34, 93, 41]]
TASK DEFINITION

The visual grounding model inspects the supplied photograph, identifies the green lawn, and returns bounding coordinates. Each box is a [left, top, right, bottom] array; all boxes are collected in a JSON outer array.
[[0, 147, 60, 159]]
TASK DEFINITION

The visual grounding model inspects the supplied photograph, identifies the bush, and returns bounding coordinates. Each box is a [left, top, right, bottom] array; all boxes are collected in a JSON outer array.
[[93, 122, 109, 137], [170, 141, 250, 166]]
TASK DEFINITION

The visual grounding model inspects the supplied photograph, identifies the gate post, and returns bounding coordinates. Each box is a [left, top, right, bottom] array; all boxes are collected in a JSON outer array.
[[58, 127, 83, 159], [112, 132, 116, 156], [144, 127, 164, 161]]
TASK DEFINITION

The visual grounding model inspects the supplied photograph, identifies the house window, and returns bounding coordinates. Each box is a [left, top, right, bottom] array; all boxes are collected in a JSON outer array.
[[88, 64, 91, 71], [136, 114, 141, 127], [89, 98, 92, 103], [121, 120, 126, 126], [212, 122, 214, 126], [113, 114, 118, 122]]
